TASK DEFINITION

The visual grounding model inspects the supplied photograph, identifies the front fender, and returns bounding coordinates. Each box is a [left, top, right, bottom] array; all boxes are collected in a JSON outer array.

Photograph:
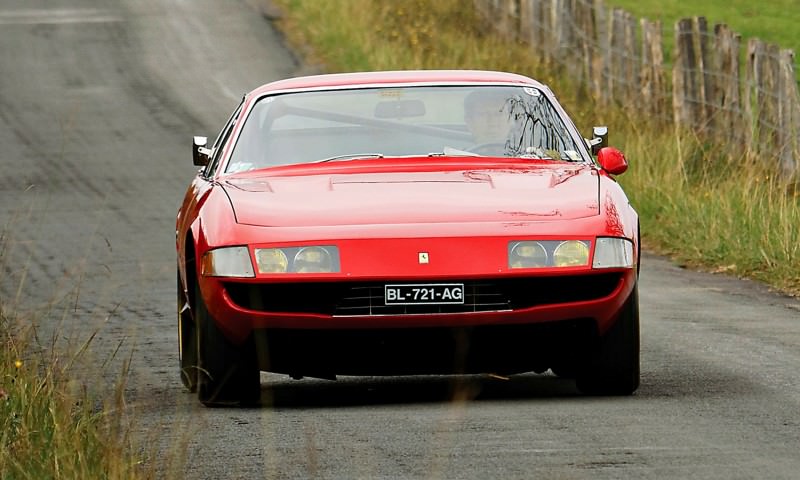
[[598, 172, 639, 261]]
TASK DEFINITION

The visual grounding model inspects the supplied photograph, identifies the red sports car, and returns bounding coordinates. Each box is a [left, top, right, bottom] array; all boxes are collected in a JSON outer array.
[[176, 70, 639, 406]]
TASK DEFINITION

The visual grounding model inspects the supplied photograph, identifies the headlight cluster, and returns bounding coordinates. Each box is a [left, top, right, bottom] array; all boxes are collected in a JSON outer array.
[[509, 240, 590, 268], [255, 246, 340, 273], [201, 245, 340, 277], [509, 238, 634, 269]]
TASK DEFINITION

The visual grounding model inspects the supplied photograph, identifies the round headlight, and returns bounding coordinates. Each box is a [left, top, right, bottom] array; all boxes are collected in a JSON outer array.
[[510, 241, 548, 268], [255, 248, 288, 273], [294, 246, 333, 273], [553, 240, 590, 267]]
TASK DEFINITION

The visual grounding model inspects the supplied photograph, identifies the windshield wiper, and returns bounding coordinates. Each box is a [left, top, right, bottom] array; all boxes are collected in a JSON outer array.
[[313, 153, 384, 163]]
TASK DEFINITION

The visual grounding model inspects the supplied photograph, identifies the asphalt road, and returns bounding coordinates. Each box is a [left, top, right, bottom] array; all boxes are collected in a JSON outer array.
[[1, 1, 799, 479]]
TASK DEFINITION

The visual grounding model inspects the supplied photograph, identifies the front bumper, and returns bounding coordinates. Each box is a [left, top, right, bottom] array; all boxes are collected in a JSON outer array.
[[198, 268, 637, 344]]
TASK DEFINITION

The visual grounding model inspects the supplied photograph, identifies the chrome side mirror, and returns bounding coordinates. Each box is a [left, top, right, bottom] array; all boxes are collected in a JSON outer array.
[[192, 136, 212, 166], [588, 126, 608, 155]]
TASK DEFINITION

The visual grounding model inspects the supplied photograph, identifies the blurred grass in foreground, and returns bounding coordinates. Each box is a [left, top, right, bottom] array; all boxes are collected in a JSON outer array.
[[0, 307, 145, 479], [274, 0, 799, 295]]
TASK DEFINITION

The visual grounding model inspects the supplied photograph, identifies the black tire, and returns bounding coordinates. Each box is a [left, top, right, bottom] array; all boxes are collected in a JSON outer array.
[[195, 281, 260, 407], [178, 269, 198, 392], [576, 285, 640, 395]]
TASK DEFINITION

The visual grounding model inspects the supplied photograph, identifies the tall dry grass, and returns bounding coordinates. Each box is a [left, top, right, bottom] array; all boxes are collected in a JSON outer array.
[[0, 305, 147, 479], [0, 219, 160, 478], [619, 128, 800, 293]]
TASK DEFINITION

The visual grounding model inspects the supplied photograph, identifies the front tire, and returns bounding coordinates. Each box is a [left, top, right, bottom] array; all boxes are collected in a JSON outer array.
[[178, 270, 198, 392], [195, 281, 260, 407], [576, 285, 640, 395]]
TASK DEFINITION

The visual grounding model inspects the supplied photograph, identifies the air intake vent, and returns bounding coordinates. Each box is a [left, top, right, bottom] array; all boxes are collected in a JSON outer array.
[[224, 273, 622, 316]]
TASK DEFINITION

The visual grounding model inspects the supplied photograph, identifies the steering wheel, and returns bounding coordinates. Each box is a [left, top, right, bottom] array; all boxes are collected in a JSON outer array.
[[465, 142, 507, 156]]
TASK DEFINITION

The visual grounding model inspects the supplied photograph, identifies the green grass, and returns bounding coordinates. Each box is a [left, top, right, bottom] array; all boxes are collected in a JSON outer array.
[[606, 0, 800, 84], [606, 0, 800, 59], [617, 130, 800, 293], [273, 0, 800, 296]]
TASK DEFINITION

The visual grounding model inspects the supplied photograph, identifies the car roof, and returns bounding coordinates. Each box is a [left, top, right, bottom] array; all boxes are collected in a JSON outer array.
[[249, 70, 546, 96]]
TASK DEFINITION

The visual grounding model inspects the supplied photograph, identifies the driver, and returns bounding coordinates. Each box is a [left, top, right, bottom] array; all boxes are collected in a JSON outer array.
[[463, 90, 513, 146]]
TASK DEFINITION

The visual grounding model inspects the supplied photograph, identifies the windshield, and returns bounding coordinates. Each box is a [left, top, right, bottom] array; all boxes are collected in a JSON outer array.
[[226, 85, 585, 173]]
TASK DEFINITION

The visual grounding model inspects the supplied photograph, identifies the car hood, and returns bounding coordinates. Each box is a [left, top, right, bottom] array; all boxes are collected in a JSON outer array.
[[222, 163, 600, 227]]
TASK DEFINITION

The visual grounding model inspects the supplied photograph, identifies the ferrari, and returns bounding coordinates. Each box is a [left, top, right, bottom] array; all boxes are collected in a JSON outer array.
[[176, 70, 640, 406]]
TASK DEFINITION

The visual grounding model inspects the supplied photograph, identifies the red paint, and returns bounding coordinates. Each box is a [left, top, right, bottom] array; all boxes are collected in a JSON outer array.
[[597, 147, 628, 175], [176, 71, 639, 348]]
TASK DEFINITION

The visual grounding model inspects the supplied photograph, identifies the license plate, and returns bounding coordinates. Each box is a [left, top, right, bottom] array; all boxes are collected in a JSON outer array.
[[384, 283, 465, 305]]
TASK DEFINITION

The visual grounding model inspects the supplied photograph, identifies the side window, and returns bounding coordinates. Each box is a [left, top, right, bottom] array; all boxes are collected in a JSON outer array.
[[204, 101, 244, 177]]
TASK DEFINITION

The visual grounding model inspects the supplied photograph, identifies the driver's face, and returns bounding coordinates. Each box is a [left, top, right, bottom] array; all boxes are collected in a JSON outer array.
[[464, 101, 512, 144]]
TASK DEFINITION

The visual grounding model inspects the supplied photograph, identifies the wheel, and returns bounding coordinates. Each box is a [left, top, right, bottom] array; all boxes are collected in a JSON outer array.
[[195, 280, 260, 407], [178, 269, 198, 392], [576, 285, 640, 395]]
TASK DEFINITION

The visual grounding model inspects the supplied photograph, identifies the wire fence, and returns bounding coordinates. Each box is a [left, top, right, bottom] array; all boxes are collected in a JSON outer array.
[[474, 0, 800, 177]]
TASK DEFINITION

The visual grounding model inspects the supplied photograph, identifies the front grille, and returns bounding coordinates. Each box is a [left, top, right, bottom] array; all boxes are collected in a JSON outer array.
[[224, 273, 622, 316], [335, 282, 509, 316]]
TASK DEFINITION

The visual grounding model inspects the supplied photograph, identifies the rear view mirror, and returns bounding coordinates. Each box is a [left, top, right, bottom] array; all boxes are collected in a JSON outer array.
[[597, 147, 628, 175], [374, 100, 426, 119], [192, 136, 211, 166]]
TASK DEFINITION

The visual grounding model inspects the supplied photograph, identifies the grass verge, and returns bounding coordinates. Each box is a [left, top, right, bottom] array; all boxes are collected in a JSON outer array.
[[272, 0, 799, 296]]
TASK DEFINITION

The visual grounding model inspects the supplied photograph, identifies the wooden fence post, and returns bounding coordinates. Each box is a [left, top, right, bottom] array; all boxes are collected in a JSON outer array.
[[640, 19, 666, 119], [711, 24, 742, 145], [593, 0, 609, 104], [534, 0, 550, 62], [501, 0, 521, 40], [518, 0, 537, 47], [745, 39, 781, 162], [622, 10, 639, 106], [693, 17, 714, 132], [574, 0, 605, 102], [744, 39, 761, 156], [473, 0, 489, 20], [777, 49, 799, 176], [548, 0, 566, 62], [673, 18, 697, 129], [608, 9, 639, 106]]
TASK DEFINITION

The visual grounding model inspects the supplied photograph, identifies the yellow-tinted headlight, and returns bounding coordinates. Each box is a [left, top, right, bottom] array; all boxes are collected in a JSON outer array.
[[255, 248, 288, 273], [509, 240, 591, 269], [294, 246, 334, 273], [509, 241, 548, 268], [254, 246, 340, 273], [553, 240, 590, 267]]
